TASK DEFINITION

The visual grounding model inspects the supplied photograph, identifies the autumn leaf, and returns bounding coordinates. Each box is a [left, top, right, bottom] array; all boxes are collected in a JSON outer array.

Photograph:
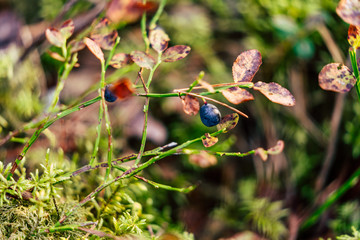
[[149, 26, 170, 53], [162, 45, 191, 62], [90, 18, 118, 50], [318, 63, 356, 93], [182, 94, 200, 115], [222, 87, 254, 104], [59, 19, 75, 40], [202, 133, 218, 148], [45, 27, 65, 48], [217, 113, 239, 132], [232, 49, 262, 83], [255, 148, 268, 161], [253, 81, 295, 106], [84, 37, 104, 62], [130, 50, 156, 69], [69, 40, 85, 53], [336, 0, 360, 26], [348, 25, 360, 49], [267, 140, 285, 155], [109, 53, 133, 68]]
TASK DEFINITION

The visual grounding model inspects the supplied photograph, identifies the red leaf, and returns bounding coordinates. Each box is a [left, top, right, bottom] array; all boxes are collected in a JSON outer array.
[[253, 81, 295, 106], [59, 19, 75, 40], [232, 49, 262, 82], [162, 45, 191, 62], [216, 113, 239, 132], [182, 94, 200, 115], [84, 37, 104, 62], [149, 26, 170, 53], [348, 25, 360, 49], [109, 78, 134, 100], [109, 53, 132, 68], [202, 133, 218, 148], [130, 50, 156, 69], [45, 27, 65, 47], [90, 18, 118, 50], [318, 63, 356, 93], [222, 87, 254, 104], [336, 0, 360, 26], [106, 0, 157, 23]]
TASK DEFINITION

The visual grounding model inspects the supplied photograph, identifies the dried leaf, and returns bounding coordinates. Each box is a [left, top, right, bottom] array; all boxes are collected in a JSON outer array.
[[336, 0, 360, 26], [45, 27, 65, 47], [84, 37, 104, 62], [348, 25, 360, 49], [130, 50, 156, 69], [109, 78, 134, 100], [109, 53, 132, 68], [182, 94, 200, 115], [318, 63, 356, 93], [69, 40, 85, 53], [255, 148, 268, 161], [90, 18, 118, 50], [202, 133, 218, 148], [47, 51, 65, 62], [106, 0, 157, 23], [253, 81, 295, 106], [162, 45, 191, 62], [149, 26, 170, 53], [59, 19, 74, 40], [189, 151, 217, 168], [267, 140, 284, 155], [222, 87, 254, 104], [216, 113, 239, 132], [232, 49, 262, 83]]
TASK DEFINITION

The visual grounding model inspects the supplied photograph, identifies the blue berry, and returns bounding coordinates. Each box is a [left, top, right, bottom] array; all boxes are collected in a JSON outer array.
[[200, 103, 221, 127], [105, 85, 118, 102]]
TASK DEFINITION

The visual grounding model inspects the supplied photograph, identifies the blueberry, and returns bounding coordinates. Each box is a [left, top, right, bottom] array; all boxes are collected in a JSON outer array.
[[105, 85, 118, 102], [200, 103, 221, 127]]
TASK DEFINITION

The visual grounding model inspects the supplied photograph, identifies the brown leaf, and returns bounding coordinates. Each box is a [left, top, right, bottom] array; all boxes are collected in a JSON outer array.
[[202, 133, 218, 148], [130, 50, 156, 69], [84, 37, 104, 62], [232, 49, 262, 83], [45, 27, 65, 47], [149, 26, 170, 53], [69, 40, 85, 53], [253, 81, 296, 106], [318, 63, 356, 93], [162, 45, 191, 62], [267, 140, 284, 155], [90, 18, 118, 50], [106, 0, 157, 23], [109, 78, 134, 100], [182, 94, 200, 115], [348, 25, 360, 49], [255, 148, 268, 161], [222, 87, 254, 104], [59, 19, 74, 40], [109, 53, 132, 68], [216, 113, 239, 132], [189, 151, 217, 168], [336, 0, 360, 26]]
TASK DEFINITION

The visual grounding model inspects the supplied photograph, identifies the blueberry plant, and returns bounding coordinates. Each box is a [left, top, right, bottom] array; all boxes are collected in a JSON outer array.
[[0, 1, 296, 239]]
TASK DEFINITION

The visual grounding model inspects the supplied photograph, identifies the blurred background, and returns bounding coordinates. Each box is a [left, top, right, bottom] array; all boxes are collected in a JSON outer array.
[[1, 0, 359, 239]]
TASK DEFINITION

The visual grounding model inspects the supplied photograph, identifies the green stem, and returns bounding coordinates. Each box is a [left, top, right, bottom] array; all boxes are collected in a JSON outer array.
[[350, 48, 360, 102], [188, 71, 205, 93], [149, 0, 167, 29]]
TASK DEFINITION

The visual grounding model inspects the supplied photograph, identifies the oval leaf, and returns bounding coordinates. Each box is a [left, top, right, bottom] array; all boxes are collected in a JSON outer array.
[[162, 45, 191, 62], [130, 50, 156, 69], [222, 87, 254, 104], [182, 94, 200, 115], [253, 81, 295, 106], [109, 78, 134, 100], [232, 49, 262, 83], [149, 26, 170, 53], [202, 133, 218, 148], [47, 51, 65, 62], [336, 0, 360, 26], [45, 27, 65, 47], [69, 40, 86, 53], [318, 63, 356, 93], [216, 113, 239, 132], [348, 25, 360, 49], [84, 37, 104, 62], [90, 18, 118, 50], [109, 53, 132, 68], [60, 19, 75, 40], [267, 140, 284, 155], [189, 151, 217, 168]]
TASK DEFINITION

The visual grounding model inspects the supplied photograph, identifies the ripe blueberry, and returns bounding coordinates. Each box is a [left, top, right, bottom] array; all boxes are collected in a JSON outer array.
[[104, 85, 118, 102], [200, 103, 221, 127]]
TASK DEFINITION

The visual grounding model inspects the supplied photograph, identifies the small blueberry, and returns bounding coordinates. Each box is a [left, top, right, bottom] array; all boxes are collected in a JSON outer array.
[[200, 103, 221, 127], [105, 85, 118, 102]]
